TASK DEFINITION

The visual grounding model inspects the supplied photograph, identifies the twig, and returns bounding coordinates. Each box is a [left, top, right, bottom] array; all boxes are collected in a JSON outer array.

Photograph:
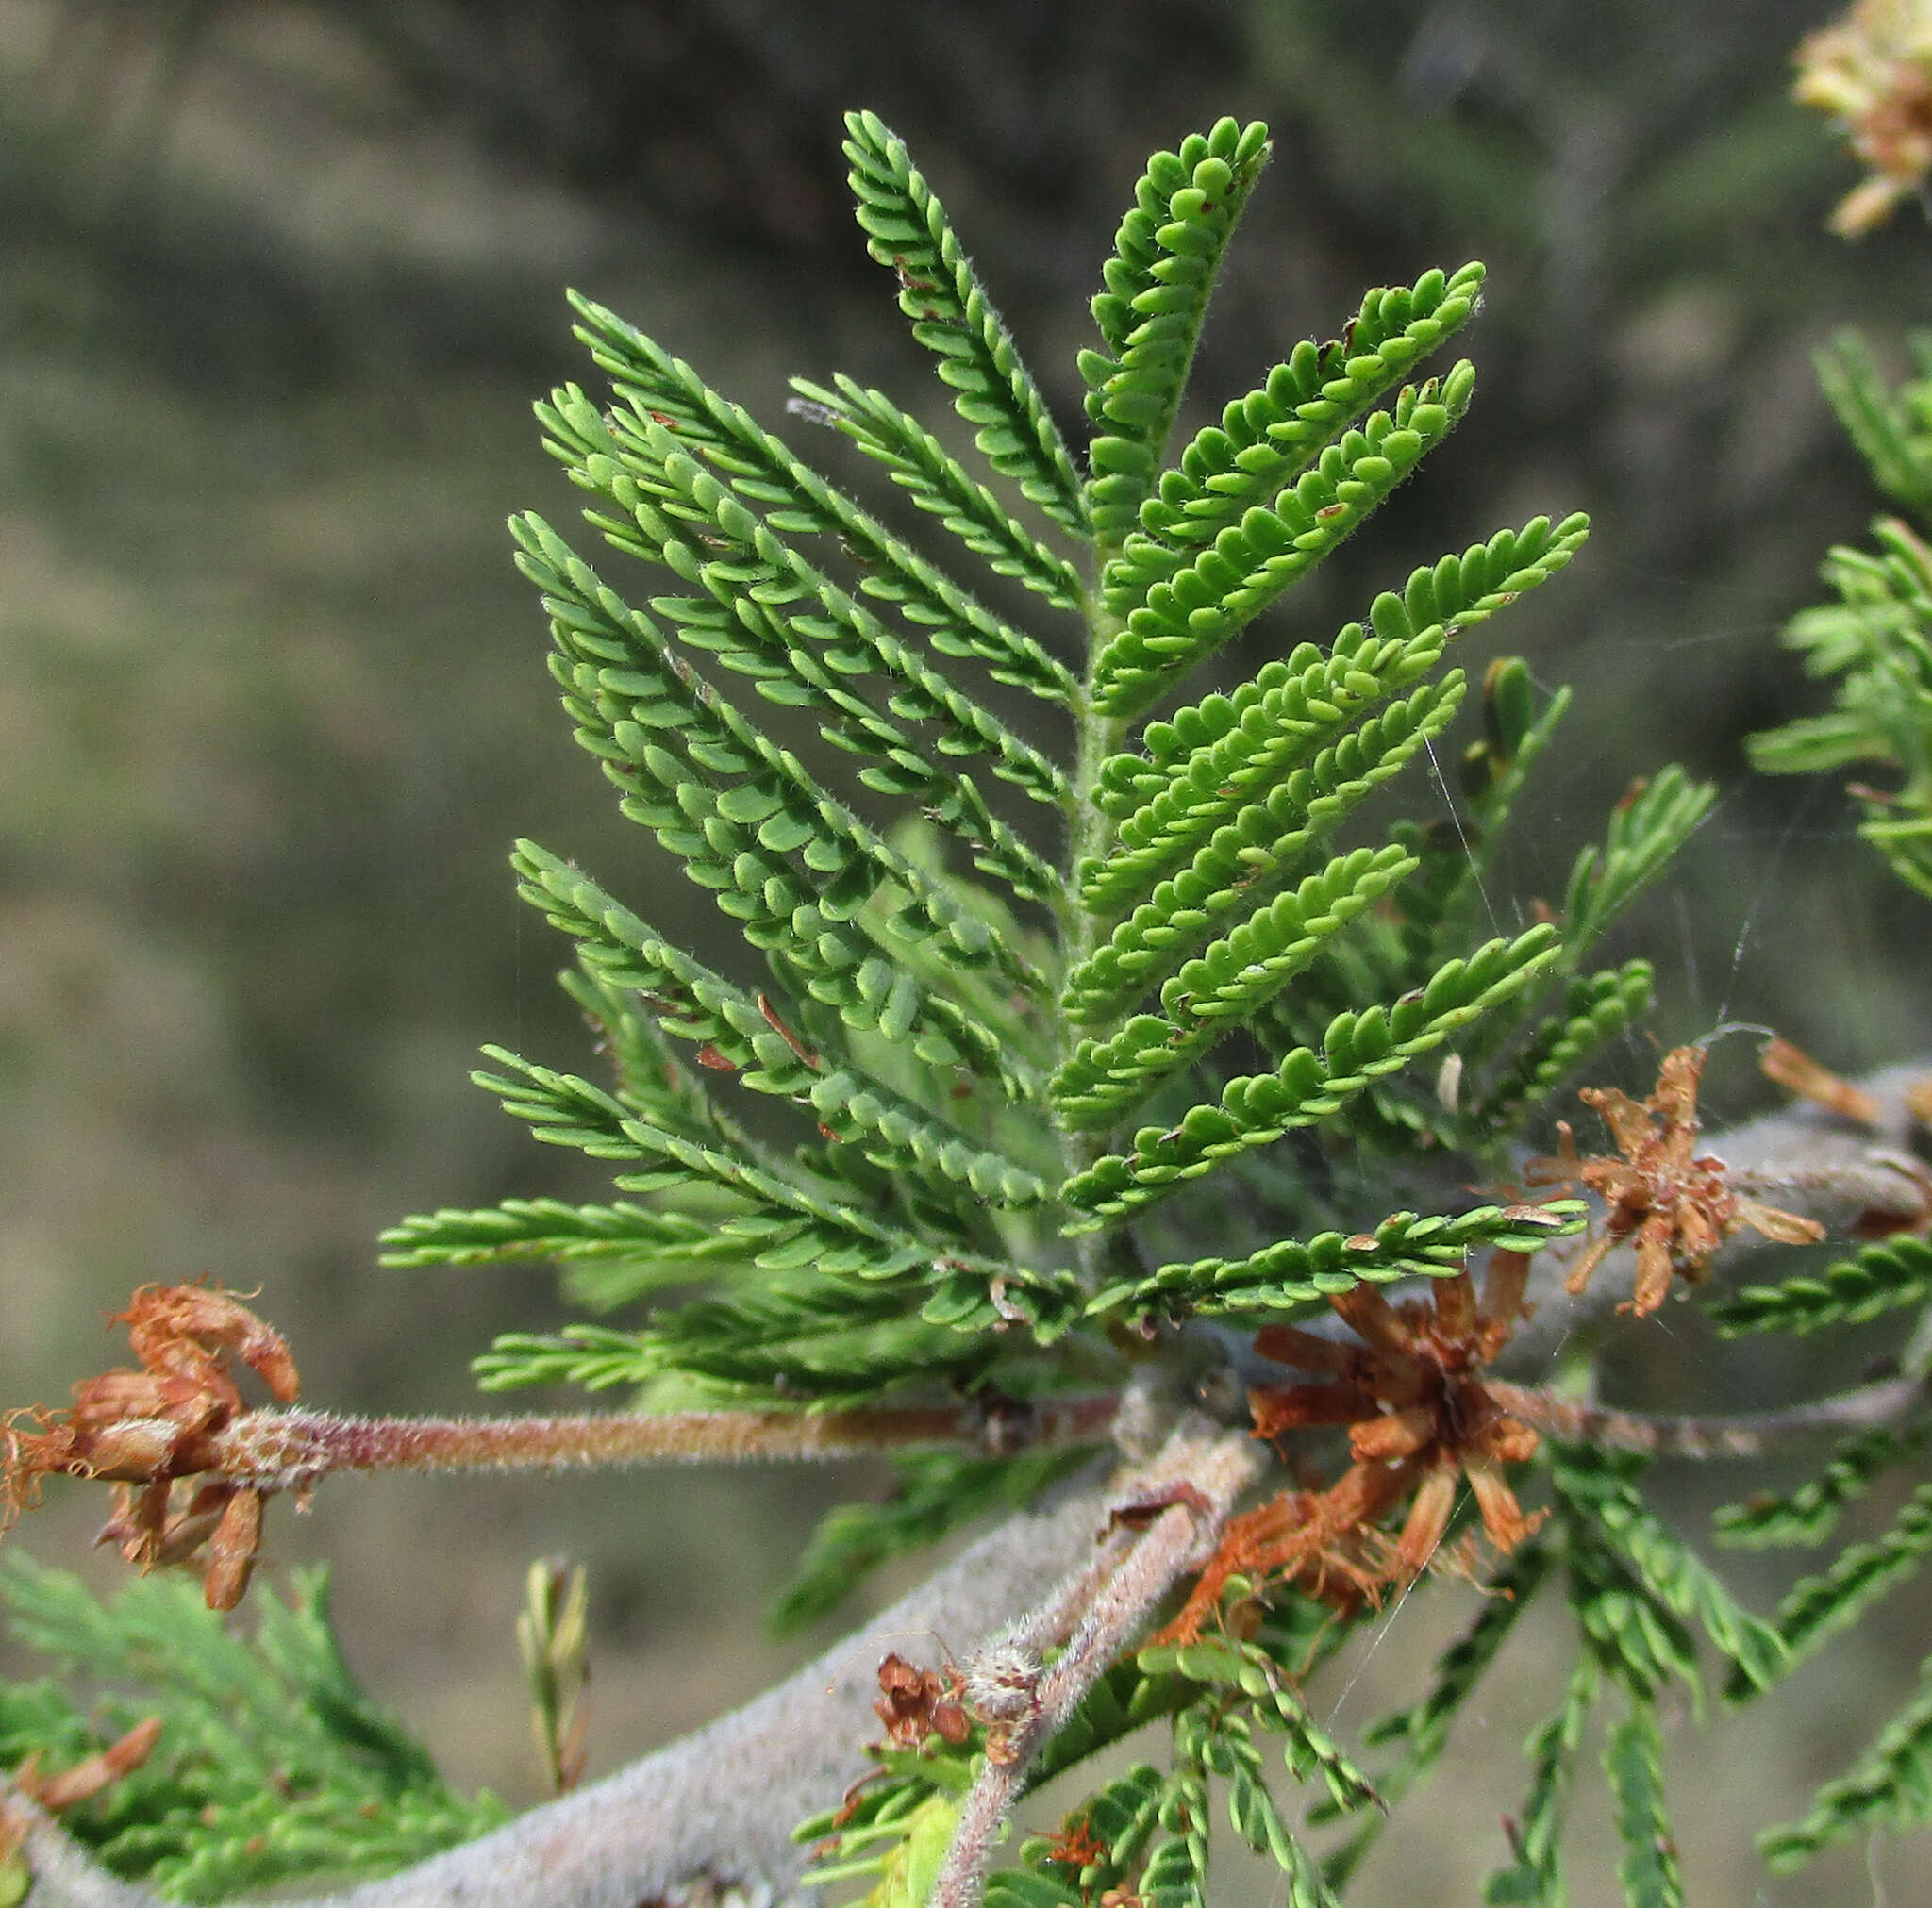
[[1487, 1373, 1932, 1459], [927, 1418, 1265, 1908], [209, 1393, 1123, 1484], [0, 1450, 1131, 1908]]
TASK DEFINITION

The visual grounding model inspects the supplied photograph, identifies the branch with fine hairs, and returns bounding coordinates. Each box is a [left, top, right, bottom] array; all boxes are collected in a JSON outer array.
[[1, 1421, 1250, 1908], [928, 1417, 1266, 1908], [1487, 1371, 1932, 1459], [193, 1392, 1124, 1481]]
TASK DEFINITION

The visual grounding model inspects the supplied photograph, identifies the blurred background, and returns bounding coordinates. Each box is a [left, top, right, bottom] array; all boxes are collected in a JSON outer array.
[[3, 0, 1931, 1900]]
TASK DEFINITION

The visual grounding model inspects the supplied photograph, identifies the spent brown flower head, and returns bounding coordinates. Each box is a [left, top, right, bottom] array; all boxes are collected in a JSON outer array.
[[1528, 1045, 1824, 1317], [872, 1652, 971, 1753], [1, 1283, 298, 1611], [1156, 1250, 1543, 1644], [1795, 0, 1932, 234]]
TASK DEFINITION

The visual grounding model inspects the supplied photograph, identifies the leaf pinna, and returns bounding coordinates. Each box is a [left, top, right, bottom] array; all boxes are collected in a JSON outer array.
[[374, 112, 1715, 1896], [8, 106, 1833, 1908]]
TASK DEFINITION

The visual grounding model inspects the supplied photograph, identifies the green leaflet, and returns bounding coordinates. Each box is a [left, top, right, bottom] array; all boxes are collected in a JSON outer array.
[[508, 847, 1050, 1205], [1759, 1649, 1932, 1870], [1714, 1423, 1932, 1548], [1082, 117, 1273, 549], [1745, 511, 1932, 898], [1091, 369, 1478, 719], [1060, 926, 1558, 1229], [1551, 1445, 1788, 1699], [1480, 1656, 1598, 1908], [1323, 1542, 1555, 1887], [475, 1276, 1007, 1405], [1103, 261, 1487, 610], [1557, 765, 1715, 964], [0, 1556, 504, 1902], [519, 508, 1060, 957], [1017, 1764, 1165, 1901], [1083, 512, 1589, 914], [377, 1197, 741, 1270], [557, 303, 1082, 703], [1054, 841, 1422, 1125], [1559, 1495, 1702, 1707], [1708, 1234, 1932, 1336], [546, 400, 1071, 809], [1603, 1701, 1685, 1908], [1088, 1203, 1584, 1325], [1738, 1480, 1932, 1699], [844, 109, 1087, 535], [791, 373, 1087, 612], [1469, 961, 1655, 1137], [1064, 677, 1466, 1027], [1144, 1709, 1213, 1908], [468, 1045, 930, 1272], [1811, 328, 1932, 518]]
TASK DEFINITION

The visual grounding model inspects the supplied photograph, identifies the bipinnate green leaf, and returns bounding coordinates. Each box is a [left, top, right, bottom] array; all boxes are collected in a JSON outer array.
[[844, 110, 1087, 535], [1082, 117, 1273, 548], [1709, 1235, 1932, 1336], [1060, 926, 1558, 1228], [479, 1270, 1019, 1404]]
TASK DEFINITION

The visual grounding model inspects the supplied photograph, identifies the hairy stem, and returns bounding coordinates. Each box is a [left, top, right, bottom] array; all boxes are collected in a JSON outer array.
[[1489, 1373, 1931, 1459], [928, 1418, 1265, 1908], [202, 1394, 1123, 1486]]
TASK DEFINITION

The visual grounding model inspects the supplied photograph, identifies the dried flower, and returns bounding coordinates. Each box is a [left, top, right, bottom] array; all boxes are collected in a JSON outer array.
[[1795, 0, 1932, 234], [1528, 1045, 1824, 1316], [873, 1653, 971, 1752], [1156, 1250, 1544, 1643], [2, 1283, 298, 1610]]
